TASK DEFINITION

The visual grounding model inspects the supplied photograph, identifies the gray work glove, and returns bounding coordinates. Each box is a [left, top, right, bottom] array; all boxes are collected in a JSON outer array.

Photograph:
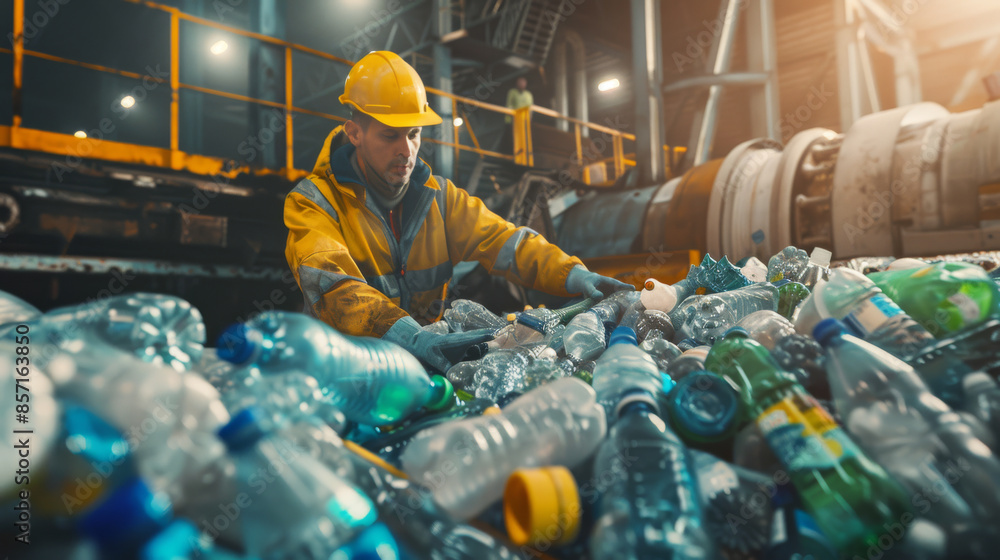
[[565, 265, 634, 299], [382, 316, 494, 373]]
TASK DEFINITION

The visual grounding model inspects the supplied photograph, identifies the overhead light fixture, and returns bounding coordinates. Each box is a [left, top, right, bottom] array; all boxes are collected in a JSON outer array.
[[598, 78, 620, 92], [120, 95, 136, 109], [453, 117, 464, 127], [74, 130, 87, 138], [210, 40, 229, 55]]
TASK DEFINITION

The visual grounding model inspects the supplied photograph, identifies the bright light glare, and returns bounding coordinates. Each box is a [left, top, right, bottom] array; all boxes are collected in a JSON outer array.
[[210, 40, 229, 55], [74, 130, 87, 138], [597, 78, 620, 92], [453, 117, 464, 127], [822, 130, 838, 140], [120, 95, 136, 109]]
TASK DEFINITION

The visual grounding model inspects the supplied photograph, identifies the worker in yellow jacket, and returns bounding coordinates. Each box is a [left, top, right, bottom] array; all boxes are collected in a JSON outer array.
[[284, 51, 630, 371]]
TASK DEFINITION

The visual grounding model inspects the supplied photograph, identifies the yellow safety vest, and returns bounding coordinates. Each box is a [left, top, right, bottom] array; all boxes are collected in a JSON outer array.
[[284, 126, 583, 337]]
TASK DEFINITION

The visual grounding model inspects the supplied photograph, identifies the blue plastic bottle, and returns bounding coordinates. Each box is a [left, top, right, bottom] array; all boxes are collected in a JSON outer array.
[[217, 311, 455, 426], [218, 407, 390, 559], [589, 390, 713, 560], [591, 326, 666, 421]]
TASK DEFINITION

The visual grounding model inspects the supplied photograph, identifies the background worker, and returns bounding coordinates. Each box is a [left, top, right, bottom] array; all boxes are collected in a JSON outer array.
[[284, 51, 630, 372]]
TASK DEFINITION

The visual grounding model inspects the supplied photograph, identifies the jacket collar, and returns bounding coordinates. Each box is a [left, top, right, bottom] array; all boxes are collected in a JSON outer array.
[[313, 126, 435, 201]]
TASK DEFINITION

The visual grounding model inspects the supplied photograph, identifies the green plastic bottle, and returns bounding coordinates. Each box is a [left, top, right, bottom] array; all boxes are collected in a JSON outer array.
[[869, 262, 1000, 337], [704, 328, 911, 556]]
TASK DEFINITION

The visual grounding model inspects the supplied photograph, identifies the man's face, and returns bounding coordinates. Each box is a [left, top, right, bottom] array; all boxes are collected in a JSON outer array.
[[516, 77, 527, 91], [346, 118, 422, 189]]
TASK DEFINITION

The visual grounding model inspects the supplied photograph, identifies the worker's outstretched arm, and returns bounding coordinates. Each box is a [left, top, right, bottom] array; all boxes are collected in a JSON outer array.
[[441, 178, 628, 297], [285, 182, 409, 337]]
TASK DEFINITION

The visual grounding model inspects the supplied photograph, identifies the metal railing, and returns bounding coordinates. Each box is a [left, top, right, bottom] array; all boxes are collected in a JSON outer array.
[[1, 0, 680, 186]]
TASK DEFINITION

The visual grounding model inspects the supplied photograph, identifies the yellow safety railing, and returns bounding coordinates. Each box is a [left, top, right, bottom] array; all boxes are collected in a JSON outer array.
[[1, 0, 681, 186]]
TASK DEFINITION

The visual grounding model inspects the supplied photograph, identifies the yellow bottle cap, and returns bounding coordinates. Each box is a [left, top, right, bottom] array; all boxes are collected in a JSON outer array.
[[523, 305, 533, 311], [504, 467, 581, 547], [507, 313, 517, 322], [482, 405, 502, 416]]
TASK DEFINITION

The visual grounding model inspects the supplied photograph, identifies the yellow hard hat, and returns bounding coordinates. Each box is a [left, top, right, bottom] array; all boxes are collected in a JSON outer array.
[[339, 51, 442, 128]]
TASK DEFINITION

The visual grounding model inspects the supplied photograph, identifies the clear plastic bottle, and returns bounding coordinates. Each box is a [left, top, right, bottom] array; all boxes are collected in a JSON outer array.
[[472, 344, 549, 402], [767, 246, 830, 289], [399, 377, 606, 520], [26, 293, 206, 372], [736, 310, 796, 351], [563, 310, 607, 361], [817, 318, 1000, 537], [591, 326, 665, 421], [795, 268, 971, 406], [219, 370, 347, 433], [794, 267, 933, 356], [217, 407, 385, 559], [589, 391, 713, 560], [665, 370, 741, 445], [639, 335, 682, 373], [635, 309, 675, 342], [217, 311, 454, 426], [963, 372, 1000, 445], [671, 283, 779, 345], [521, 347, 572, 391], [444, 300, 507, 332]]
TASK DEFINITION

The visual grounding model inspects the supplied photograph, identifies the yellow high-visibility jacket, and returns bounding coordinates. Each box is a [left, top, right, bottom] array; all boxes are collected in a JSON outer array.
[[284, 126, 583, 337]]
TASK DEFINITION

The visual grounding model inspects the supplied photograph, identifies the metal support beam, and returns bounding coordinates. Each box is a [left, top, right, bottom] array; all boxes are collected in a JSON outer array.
[[835, 0, 866, 132], [432, 0, 454, 177], [249, 0, 285, 170], [746, 0, 780, 141], [686, 0, 742, 166], [663, 72, 769, 95], [630, 0, 665, 183], [0, 254, 288, 280]]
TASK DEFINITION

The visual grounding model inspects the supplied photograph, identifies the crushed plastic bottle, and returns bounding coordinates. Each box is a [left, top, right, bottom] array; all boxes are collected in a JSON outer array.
[[400, 377, 606, 520], [444, 299, 507, 332], [671, 283, 779, 345]]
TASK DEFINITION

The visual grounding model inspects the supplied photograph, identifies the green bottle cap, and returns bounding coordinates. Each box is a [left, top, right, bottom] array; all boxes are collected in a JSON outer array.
[[426, 375, 456, 411]]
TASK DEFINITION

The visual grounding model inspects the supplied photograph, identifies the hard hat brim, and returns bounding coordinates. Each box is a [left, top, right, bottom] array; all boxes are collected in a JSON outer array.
[[366, 107, 443, 128]]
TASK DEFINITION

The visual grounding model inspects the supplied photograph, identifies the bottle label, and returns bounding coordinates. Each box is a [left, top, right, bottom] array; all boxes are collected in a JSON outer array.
[[946, 293, 982, 325], [843, 294, 902, 337], [757, 393, 859, 471]]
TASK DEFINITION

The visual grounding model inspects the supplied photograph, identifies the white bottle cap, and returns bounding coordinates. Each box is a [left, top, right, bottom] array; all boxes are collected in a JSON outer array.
[[886, 257, 928, 271], [808, 247, 832, 268], [640, 278, 678, 313]]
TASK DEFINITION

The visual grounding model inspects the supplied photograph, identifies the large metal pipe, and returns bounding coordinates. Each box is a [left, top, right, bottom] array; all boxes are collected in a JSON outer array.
[[558, 100, 1000, 262]]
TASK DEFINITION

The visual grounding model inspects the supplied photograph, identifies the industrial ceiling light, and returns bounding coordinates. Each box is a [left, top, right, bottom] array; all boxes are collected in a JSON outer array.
[[598, 78, 620, 92], [210, 40, 229, 55], [453, 117, 464, 127], [120, 95, 136, 109], [74, 130, 87, 138]]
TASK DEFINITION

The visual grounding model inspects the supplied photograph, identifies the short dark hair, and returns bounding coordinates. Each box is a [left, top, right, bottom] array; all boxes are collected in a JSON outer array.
[[349, 109, 374, 131]]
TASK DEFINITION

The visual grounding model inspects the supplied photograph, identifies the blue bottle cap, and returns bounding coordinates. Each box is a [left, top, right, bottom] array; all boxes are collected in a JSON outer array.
[[516, 313, 547, 333], [667, 371, 739, 441], [217, 407, 268, 451], [723, 326, 749, 339], [216, 323, 254, 364], [78, 477, 172, 551], [608, 326, 638, 347], [813, 317, 848, 347]]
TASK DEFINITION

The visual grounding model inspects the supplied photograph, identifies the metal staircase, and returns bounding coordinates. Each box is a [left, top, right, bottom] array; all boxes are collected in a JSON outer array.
[[491, 0, 567, 66]]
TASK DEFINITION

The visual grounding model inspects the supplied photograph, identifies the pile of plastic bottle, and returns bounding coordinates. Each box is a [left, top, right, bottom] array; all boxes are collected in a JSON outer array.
[[2, 245, 1000, 560]]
